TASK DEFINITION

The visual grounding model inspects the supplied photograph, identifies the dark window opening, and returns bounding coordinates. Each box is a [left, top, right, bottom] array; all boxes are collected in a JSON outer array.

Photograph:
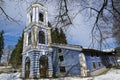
[[105, 57, 109, 65], [98, 62, 102, 67], [39, 31, 45, 44], [96, 53, 99, 57], [30, 13, 32, 22], [60, 66, 66, 72], [59, 56, 64, 62], [28, 32, 31, 45], [91, 52, 94, 57], [58, 48, 62, 53], [39, 13, 44, 22], [92, 62, 96, 69]]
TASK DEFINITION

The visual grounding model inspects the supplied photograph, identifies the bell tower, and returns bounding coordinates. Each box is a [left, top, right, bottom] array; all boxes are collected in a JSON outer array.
[[23, 3, 51, 52], [22, 3, 53, 78]]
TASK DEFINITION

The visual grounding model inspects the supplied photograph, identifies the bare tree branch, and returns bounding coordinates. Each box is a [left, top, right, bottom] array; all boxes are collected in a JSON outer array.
[[1, 0, 120, 48], [111, 0, 120, 15]]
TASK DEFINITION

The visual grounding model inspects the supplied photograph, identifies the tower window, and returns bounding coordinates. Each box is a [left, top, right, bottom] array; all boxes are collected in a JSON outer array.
[[30, 13, 32, 22], [39, 31, 45, 44], [39, 13, 44, 22], [28, 32, 32, 45]]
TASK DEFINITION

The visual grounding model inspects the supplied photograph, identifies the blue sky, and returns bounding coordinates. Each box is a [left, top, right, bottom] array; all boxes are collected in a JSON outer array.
[[0, 0, 116, 49]]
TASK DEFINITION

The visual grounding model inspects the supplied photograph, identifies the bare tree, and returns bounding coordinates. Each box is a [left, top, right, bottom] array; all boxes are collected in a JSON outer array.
[[112, 0, 120, 46], [1, 0, 120, 48], [38, 0, 120, 48], [0, 0, 16, 22]]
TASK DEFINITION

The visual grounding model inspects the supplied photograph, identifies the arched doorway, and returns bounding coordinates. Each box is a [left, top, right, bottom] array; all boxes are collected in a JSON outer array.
[[25, 57, 30, 78], [79, 53, 87, 76], [39, 55, 48, 78]]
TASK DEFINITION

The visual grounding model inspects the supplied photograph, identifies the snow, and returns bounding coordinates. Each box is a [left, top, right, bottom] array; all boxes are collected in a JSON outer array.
[[94, 69, 120, 80], [55, 77, 92, 80], [0, 69, 120, 80], [0, 72, 21, 80], [103, 48, 115, 52]]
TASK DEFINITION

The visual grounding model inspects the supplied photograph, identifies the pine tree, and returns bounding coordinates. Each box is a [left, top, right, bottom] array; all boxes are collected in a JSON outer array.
[[0, 30, 4, 62], [48, 22, 67, 44], [59, 28, 67, 44], [52, 28, 60, 43], [10, 32, 23, 68], [48, 22, 52, 28]]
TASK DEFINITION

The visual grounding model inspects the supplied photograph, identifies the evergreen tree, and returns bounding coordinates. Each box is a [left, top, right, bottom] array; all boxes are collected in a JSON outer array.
[[48, 22, 67, 44], [52, 28, 60, 44], [0, 30, 4, 62], [51, 28, 67, 44], [59, 28, 67, 44], [10, 32, 23, 68], [48, 22, 52, 28]]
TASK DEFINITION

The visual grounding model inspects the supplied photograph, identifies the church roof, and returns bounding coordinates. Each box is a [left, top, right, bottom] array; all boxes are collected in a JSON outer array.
[[32, 2, 44, 6], [51, 44, 115, 54], [27, 2, 47, 12], [82, 48, 115, 54], [51, 44, 82, 51]]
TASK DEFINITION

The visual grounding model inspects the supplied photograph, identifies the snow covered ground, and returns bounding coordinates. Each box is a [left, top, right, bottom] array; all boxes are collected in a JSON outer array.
[[0, 68, 120, 80], [94, 68, 120, 80], [0, 72, 21, 80]]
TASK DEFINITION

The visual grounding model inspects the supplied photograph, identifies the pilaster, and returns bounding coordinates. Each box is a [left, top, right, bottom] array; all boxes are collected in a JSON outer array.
[[48, 29, 52, 46], [48, 55, 53, 77], [45, 11, 48, 26], [32, 7, 36, 22], [31, 25, 38, 49], [36, 7, 39, 22], [23, 31, 26, 52]]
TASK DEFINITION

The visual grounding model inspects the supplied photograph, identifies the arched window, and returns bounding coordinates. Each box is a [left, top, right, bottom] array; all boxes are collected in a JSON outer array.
[[39, 13, 44, 22], [30, 13, 32, 22], [28, 32, 31, 45], [39, 31, 45, 44]]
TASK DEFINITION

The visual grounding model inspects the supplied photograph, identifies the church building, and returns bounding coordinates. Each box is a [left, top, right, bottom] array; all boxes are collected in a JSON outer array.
[[21, 3, 117, 79]]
